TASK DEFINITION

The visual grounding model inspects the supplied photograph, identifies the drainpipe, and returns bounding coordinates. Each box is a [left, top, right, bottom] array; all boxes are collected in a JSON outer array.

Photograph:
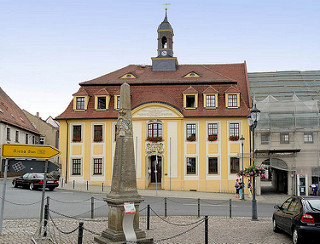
[[65, 120, 69, 184]]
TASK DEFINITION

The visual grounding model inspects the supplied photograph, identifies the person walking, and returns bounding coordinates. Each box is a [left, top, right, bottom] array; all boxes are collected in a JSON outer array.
[[235, 179, 240, 198], [239, 179, 245, 200], [247, 179, 252, 198]]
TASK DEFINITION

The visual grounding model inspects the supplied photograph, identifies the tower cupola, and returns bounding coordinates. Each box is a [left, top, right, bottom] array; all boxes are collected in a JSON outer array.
[[152, 9, 178, 71]]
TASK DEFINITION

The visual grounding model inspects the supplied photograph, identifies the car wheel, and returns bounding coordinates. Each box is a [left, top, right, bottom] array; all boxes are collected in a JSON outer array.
[[12, 181, 18, 188], [48, 187, 55, 191], [292, 227, 302, 244], [29, 183, 35, 190], [272, 218, 280, 233]]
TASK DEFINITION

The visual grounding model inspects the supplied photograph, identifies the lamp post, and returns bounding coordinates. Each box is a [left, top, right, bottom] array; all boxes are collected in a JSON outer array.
[[240, 135, 245, 200], [248, 104, 260, 221]]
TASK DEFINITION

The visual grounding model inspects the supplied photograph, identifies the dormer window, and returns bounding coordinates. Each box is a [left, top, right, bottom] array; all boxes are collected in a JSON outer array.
[[183, 87, 198, 109], [120, 73, 136, 79], [186, 95, 195, 108], [184, 72, 200, 78], [114, 95, 120, 110], [97, 97, 106, 109], [225, 93, 240, 108], [76, 97, 85, 110]]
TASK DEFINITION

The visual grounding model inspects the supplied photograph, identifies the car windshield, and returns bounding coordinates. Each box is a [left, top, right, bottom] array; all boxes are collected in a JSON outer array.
[[306, 199, 320, 211]]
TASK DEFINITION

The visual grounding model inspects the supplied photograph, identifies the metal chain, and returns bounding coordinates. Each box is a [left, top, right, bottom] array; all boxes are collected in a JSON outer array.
[[49, 214, 79, 235], [0, 196, 41, 206], [154, 218, 205, 243], [49, 209, 108, 222], [82, 226, 101, 236], [139, 206, 147, 212], [200, 199, 230, 206], [166, 198, 198, 204], [150, 207, 205, 226], [50, 197, 92, 203]]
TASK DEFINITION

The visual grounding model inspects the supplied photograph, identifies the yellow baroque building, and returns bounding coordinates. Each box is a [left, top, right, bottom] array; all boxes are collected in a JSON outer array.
[[56, 12, 252, 193]]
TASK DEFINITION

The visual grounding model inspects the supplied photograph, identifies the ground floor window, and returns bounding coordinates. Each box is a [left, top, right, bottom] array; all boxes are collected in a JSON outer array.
[[208, 157, 218, 174], [93, 158, 103, 175], [230, 157, 239, 174], [72, 159, 81, 175], [186, 157, 196, 175]]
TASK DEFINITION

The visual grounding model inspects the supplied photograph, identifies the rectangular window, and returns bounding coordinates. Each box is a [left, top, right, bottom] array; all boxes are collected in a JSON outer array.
[[208, 123, 218, 141], [261, 133, 270, 144], [76, 97, 85, 110], [229, 123, 239, 140], [186, 124, 196, 141], [186, 95, 196, 108], [73, 125, 82, 142], [15, 131, 19, 142], [206, 95, 216, 107], [228, 94, 237, 107], [94, 125, 103, 142], [304, 132, 313, 143], [280, 133, 289, 144], [148, 123, 162, 138], [72, 159, 81, 175], [230, 157, 240, 174], [116, 96, 120, 109], [26, 134, 29, 144], [186, 157, 196, 175], [93, 158, 103, 175], [208, 157, 218, 174], [6, 128, 10, 141], [32, 136, 35, 144], [97, 97, 106, 109], [40, 137, 45, 145]]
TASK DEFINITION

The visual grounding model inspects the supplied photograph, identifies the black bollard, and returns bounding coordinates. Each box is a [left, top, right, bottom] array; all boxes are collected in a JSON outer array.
[[102, 182, 104, 192], [86, 181, 88, 191], [78, 222, 84, 244], [229, 199, 232, 218], [46, 196, 50, 208], [147, 204, 150, 230], [73, 180, 75, 189], [198, 198, 200, 217], [43, 204, 49, 237], [205, 216, 208, 244], [164, 197, 167, 218], [91, 197, 94, 219]]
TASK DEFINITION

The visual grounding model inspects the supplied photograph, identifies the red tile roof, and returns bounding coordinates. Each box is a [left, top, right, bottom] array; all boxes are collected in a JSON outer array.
[[203, 86, 219, 94], [183, 86, 198, 94], [0, 87, 40, 134], [56, 63, 251, 120]]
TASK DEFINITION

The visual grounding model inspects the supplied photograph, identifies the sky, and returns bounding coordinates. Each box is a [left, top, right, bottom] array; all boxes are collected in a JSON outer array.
[[1, 0, 319, 120]]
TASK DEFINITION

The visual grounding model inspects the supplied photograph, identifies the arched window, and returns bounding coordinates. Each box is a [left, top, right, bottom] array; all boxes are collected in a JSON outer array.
[[148, 123, 162, 137], [161, 36, 167, 48]]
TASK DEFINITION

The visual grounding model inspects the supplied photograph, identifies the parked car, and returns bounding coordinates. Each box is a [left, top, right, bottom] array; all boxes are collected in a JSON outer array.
[[12, 173, 59, 191], [273, 196, 320, 244]]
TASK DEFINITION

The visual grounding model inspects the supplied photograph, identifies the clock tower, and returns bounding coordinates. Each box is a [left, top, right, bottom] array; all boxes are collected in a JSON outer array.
[[152, 9, 178, 71]]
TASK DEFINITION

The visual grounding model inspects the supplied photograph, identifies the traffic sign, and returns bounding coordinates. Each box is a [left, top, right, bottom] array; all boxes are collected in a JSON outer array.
[[1, 144, 60, 159]]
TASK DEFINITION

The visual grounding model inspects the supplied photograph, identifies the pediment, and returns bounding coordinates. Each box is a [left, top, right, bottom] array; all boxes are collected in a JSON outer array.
[[133, 105, 181, 118]]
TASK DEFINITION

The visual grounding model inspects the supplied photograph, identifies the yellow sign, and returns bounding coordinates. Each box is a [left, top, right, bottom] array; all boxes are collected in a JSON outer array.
[[2, 144, 60, 159]]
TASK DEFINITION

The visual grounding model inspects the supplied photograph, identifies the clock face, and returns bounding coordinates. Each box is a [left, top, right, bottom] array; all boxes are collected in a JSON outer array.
[[161, 51, 167, 56]]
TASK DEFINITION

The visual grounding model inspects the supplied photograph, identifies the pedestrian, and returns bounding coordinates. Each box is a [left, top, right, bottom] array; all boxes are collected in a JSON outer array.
[[248, 179, 252, 198], [239, 179, 245, 200], [313, 184, 318, 196], [235, 179, 240, 198]]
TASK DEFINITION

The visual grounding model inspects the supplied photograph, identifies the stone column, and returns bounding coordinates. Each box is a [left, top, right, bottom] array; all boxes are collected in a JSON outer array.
[[95, 83, 152, 244]]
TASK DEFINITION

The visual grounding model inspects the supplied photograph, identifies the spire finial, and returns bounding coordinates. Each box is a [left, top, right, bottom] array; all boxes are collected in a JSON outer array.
[[163, 3, 171, 21]]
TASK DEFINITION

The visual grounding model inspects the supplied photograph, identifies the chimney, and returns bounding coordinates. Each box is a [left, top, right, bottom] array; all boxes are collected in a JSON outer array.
[[36, 112, 39, 118]]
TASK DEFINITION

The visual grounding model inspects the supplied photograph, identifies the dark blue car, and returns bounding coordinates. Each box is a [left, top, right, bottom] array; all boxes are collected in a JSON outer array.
[[273, 196, 320, 244]]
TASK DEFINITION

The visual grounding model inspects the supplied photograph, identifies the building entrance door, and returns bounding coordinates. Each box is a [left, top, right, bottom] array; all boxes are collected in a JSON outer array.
[[151, 156, 162, 183]]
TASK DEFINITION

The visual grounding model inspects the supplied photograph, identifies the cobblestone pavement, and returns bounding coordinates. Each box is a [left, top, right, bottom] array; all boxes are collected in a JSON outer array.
[[0, 216, 292, 244]]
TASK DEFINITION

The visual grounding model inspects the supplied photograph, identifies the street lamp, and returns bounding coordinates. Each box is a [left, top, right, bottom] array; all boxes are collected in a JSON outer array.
[[240, 135, 245, 200], [248, 104, 260, 221]]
